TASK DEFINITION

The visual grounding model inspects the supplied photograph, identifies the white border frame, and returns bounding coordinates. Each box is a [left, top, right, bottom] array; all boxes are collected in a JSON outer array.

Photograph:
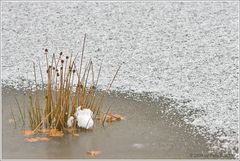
[[0, 0, 239, 161]]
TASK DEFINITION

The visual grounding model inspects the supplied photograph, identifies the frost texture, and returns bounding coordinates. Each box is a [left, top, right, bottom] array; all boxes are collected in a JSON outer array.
[[1, 2, 239, 158]]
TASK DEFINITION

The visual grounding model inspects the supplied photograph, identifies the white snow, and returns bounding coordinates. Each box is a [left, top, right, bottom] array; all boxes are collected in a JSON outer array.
[[1, 2, 239, 158], [67, 116, 74, 128], [75, 107, 94, 129]]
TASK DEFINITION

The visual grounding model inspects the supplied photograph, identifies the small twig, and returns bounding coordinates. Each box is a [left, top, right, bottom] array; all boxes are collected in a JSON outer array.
[[14, 96, 25, 127], [102, 105, 111, 127], [107, 65, 121, 91], [91, 61, 94, 85], [10, 108, 17, 129], [79, 33, 87, 77], [38, 57, 44, 89], [95, 64, 102, 87]]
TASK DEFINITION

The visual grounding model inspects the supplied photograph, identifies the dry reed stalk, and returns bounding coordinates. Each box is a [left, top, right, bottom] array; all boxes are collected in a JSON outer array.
[[10, 108, 17, 129], [32, 111, 53, 133], [95, 65, 102, 87], [96, 65, 122, 119], [102, 105, 111, 127], [79, 33, 87, 77], [18, 34, 122, 133], [33, 62, 42, 127], [38, 57, 44, 90], [14, 96, 24, 125]]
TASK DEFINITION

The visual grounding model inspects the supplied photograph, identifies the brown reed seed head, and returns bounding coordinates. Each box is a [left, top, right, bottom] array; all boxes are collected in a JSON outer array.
[[80, 84, 83, 88], [45, 48, 48, 52], [49, 65, 52, 69], [91, 86, 96, 90], [57, 73, 60, 77], [46, 69, 49, 73], [60, 52, 63, 55], [66, 56, 69, 59], [60, 67, 63, 70], [61, 60, 64, 64], [56, 69, 59, 72], [73, 69, 76, 73], [53, 67, 55, 70]]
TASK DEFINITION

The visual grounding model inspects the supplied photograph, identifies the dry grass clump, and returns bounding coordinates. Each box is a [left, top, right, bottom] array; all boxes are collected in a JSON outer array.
[[12, 34, 122, 136]]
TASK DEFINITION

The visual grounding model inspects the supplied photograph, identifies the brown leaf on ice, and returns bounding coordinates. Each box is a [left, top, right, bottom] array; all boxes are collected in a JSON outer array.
[[112, 114, 125, 121], [106, 113, 115, 123], [21, 130, 34, 136], [106, 113, 125, 123], [38, 137, 50, 141], [25, 137, 50, 143], [87, 150, 101, 157], [49, 129, 64, 137], [25, 137, 39, 142]]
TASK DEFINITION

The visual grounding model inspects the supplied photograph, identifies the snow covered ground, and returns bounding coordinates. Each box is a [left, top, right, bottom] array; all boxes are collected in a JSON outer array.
[[1, 2, 239, 158]]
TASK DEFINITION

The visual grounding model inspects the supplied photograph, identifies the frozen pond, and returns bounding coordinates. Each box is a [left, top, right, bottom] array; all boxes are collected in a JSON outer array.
[[3, 87, 234, 159], [1, 1, 239, 158]]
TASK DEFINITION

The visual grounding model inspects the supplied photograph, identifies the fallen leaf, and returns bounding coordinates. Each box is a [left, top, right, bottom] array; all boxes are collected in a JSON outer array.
[[21, 130, 34, 136], [87, 150, 101, 157], [25, 137, 50, 142], [106, 113, 125, 123], [112, 114, 125, 121], [49, 129, 64, 137], [106, 113, 115, 123], [25, 137, 39, 142], [38, 137, 50, 141]]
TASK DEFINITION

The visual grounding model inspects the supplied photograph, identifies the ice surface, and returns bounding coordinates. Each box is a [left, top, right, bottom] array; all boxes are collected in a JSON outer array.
[[1, 2, 239, 158]]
